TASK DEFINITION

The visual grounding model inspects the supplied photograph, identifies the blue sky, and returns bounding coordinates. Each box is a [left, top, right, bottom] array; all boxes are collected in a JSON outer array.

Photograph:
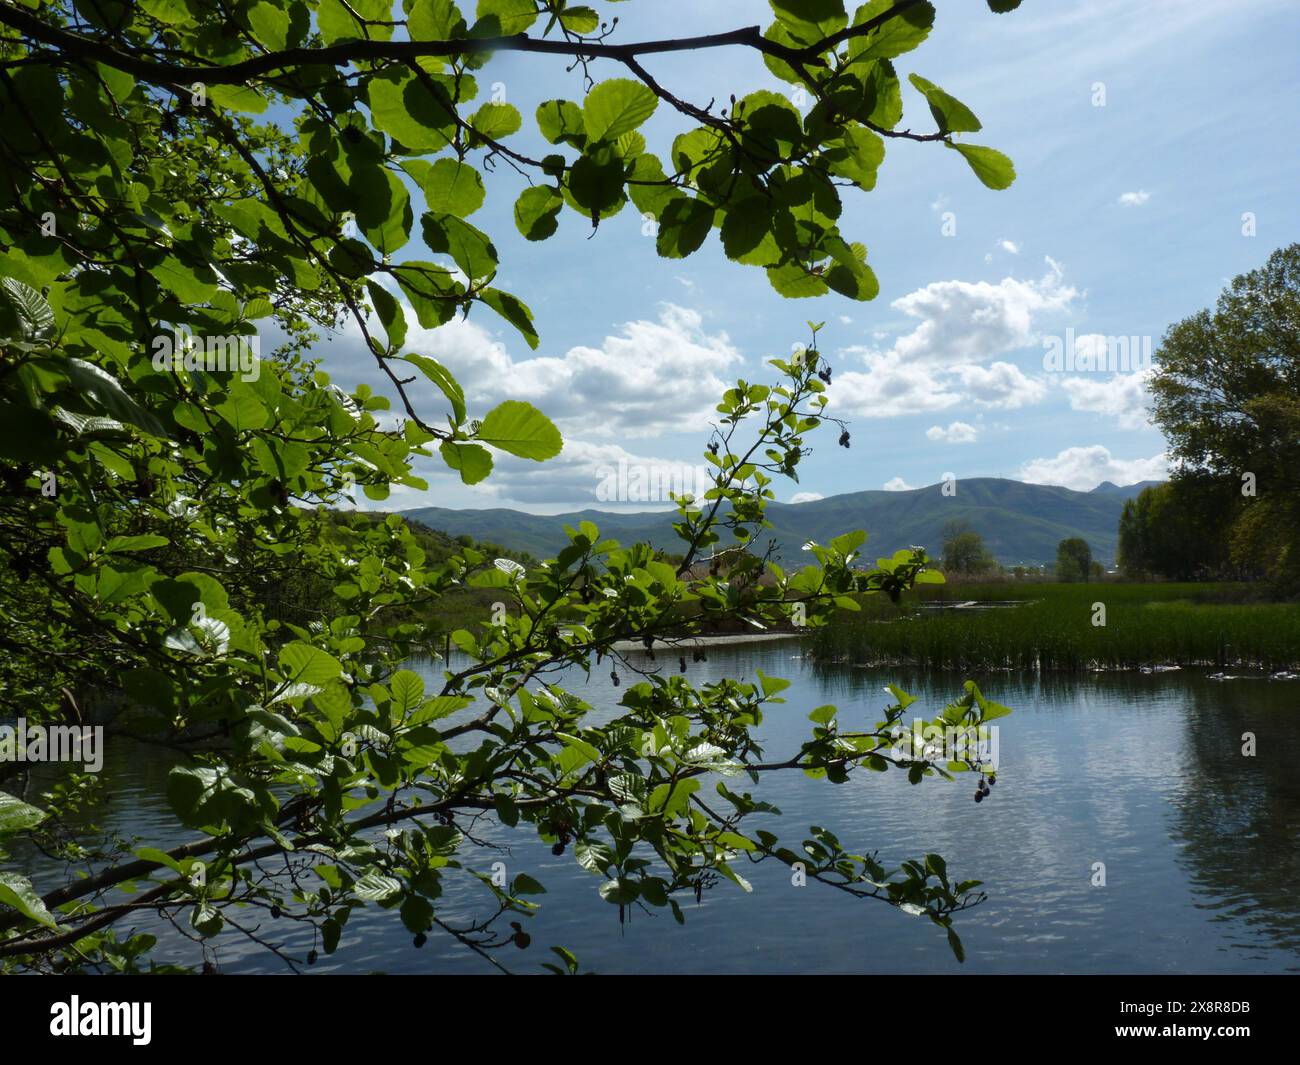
[[317, 0, 1300, 513]]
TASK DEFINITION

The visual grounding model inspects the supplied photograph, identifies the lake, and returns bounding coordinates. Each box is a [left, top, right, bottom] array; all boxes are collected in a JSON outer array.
[[8, 637, 1300, 973]]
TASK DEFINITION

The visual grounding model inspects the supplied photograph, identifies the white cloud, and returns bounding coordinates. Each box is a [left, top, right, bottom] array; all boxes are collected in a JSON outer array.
[[789, 491, 824, 504], [831, 352, 963, 418], [999, 239, 1020, 254], [1019, 446, 1167, 491], [829, 260, 1070, 418], [326, 302, 741, 441], [885, 258, 1077, 365], [926, 421, 979, 444], [953, 361, 1048, 409], [1118, 190, 1151, 207], [422, 437, 715, 507], [883, 477, 915, 491], [1060, 370, 1153, 428]]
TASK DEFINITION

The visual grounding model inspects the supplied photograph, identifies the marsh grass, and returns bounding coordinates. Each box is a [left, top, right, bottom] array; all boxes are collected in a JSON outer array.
[[812, 581, 1300, 671]]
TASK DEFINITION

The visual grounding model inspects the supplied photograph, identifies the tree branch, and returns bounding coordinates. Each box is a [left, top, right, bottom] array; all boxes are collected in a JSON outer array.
[[0, 1, 925, 88]]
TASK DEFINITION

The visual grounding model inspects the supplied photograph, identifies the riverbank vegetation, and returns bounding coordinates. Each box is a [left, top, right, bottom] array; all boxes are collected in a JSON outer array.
[[811, 581, 1300, 671]]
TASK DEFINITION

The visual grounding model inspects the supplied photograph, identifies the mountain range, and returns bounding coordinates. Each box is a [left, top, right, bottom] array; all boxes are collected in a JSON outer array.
[[403, 477, 1163, 567]]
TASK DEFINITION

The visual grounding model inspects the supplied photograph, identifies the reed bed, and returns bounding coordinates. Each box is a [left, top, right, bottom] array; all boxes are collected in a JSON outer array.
[[811, 582, 1300, 671]]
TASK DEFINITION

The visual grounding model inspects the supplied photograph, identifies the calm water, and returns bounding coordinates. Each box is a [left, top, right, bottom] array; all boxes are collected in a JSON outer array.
[[8, 639, 1300, 973]]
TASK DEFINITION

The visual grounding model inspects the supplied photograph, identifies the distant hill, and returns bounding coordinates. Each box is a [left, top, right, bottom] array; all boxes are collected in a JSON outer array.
[[1089, 479, 1162, 496], [403, 477, 1161, 567]]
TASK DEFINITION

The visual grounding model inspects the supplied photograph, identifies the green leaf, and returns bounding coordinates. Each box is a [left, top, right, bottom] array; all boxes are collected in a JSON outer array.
[[480, 287, 539, 349], [402, 354, 466, 424], [769, 0, 847, 45], [847, 0, 934, 61], [440, 440, 493, 484], [476, 401, 562, 460], [512, 873, 546, 895], [825, 126, 885, 188], [767, 261, 828, 299], [536, 99, 587, 147], [598, 878, 639, 904], [566, 151, 625, 217], [493, 792, 519, 827], [410, 0, 466, 39], [0, 277, 54, 338], [0, 872, 58, 929], [279, 642, 345, 686], [104, 534, 170, 554], [648, 777, 700, 817], [390, 669, 426, 718], [808, 704, 837, 725], [467, 102, 522, 146], [422, 212, 498, 281], [474, 0, 538, 35], [717, 831, 757, 852], [560, 5, 599, 32], [407, 158, 486, 217], [367, 71, 455, 152], [514, 185, 562, 241], [0, 791, 47, 836], [656, 198, 713, 259], [583, 78, 658, 143], [948, 142, 1016, 190], [908, 73, 981, 133], [246, 1, 290, 49], [947, 926, 966, 961], [355, 872, 403, 901], [67, 359, 165, 436], [367, 281, 408, 351]]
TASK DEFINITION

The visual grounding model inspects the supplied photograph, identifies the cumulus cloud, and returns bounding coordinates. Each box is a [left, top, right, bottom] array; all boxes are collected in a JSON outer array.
[[999, 239, 1021, 254], [789, 491, 825, 504], [953, 361, 1048, 409], [323, 302, 741, 441], [829, 260, 1072, 418], [926, 421, 979, 444], [1060, 370, 1153, 428], [885, 258, 1076, 365], [831, 353, 962, 418], [1118, 190, 1151, 207], [1018, 446, 1167, 491], [883, 477, 915, 491], [420, 437, 715, 507]]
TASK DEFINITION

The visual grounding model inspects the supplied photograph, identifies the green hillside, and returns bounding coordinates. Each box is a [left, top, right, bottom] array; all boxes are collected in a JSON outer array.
[[403, 477, 1153, 566]]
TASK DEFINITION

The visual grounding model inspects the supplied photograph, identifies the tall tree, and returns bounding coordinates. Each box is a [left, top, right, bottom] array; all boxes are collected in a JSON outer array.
[[941, 520, 996, 576], [1116, 480, 1235, 581], [1149, 244, 1300, 589], [1055, 537, 1091, 583], [0, 0, 1020, 972]]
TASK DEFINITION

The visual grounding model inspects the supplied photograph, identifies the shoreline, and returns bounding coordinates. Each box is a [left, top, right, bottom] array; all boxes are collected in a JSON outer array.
[[609, 632, 807, 651]]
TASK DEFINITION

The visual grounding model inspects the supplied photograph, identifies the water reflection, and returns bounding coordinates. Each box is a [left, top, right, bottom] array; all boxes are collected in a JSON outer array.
[[4, 641, 1297, 973]]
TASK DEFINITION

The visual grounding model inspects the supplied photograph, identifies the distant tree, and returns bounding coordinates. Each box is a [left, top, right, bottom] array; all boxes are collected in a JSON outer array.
[[942, 521, 997, 576], [1090, 560, 1106, 580], [1056, 538, 1092, 582], [1117, 480, 1235, 580], [1149, 243, 1300, 590], [1012, 565, 1026, 580]]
